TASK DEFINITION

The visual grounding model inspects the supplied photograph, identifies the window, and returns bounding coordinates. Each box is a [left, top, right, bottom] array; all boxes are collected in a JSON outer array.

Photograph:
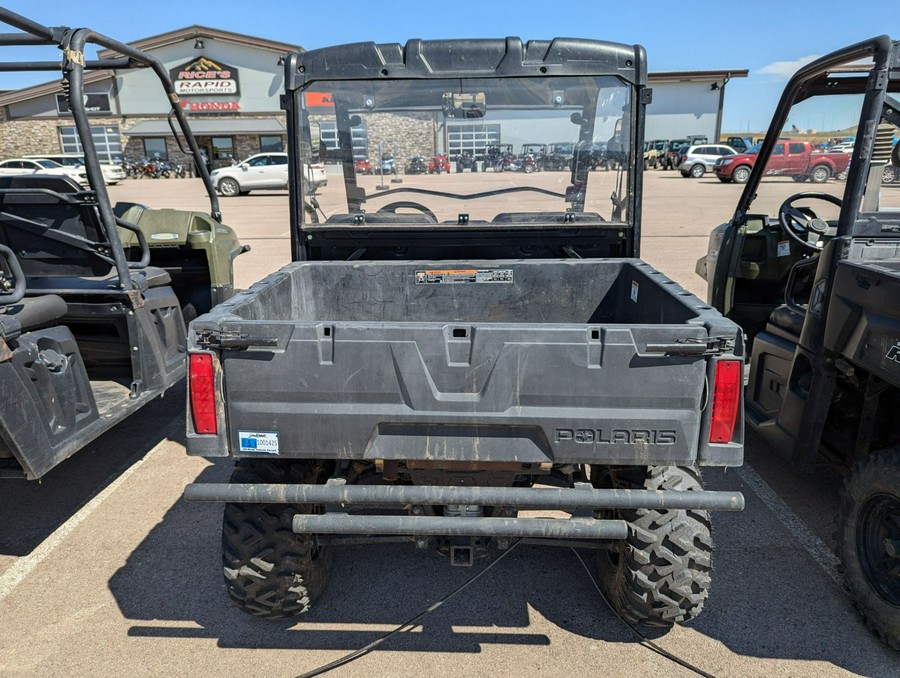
[[246, 155, 269, 167], [2, 160, 23, 169], [211, 137, 234, 160], [318, 121, 368, 159], [59, 125, 122, 162], [269, 155, 288, 165], [447, 123, 501, 157], [788, 142, 805, 155], [773, 143, 785, 155], [260, 135, 283, 153], [143, 138, 168, 160]]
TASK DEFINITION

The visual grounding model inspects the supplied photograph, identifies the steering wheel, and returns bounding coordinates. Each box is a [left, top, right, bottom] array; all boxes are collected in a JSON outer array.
[[377, 201, 437, 222], [778, 192, 843, 252]]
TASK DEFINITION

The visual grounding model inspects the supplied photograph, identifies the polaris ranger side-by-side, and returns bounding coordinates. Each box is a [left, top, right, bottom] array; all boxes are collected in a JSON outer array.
[[0, 9, 245, 480], [698, 36, 900, 649], [184, 37, 745, 627]]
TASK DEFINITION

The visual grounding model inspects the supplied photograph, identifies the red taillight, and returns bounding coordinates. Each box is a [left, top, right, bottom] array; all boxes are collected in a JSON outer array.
[[189, 353, 218, 434], [709, 359, 741, 443]]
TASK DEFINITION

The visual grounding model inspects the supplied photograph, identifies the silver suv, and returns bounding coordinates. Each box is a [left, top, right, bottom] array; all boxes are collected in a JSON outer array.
[[679, 144, 736, 178]]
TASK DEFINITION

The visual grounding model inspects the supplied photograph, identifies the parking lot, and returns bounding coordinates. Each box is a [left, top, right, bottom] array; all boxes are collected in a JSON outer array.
[[1, 171, 898, 677]]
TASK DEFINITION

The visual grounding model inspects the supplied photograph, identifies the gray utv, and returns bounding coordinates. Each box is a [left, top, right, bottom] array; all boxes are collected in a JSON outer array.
[[184, 37, 745, 627]]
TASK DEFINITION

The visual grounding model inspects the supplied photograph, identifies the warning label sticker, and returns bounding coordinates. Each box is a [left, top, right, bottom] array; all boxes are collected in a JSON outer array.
[[415, 269, 513, 284], [238, 431, 280, 455]]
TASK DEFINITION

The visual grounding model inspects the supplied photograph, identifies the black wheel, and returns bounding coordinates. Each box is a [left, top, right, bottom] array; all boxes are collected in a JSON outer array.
[[836, 448, 900, 650], [524, 164, 535, 173], [222, 458, 334, 619], [810, 164, 831, 183], [218, 177, 240, 197], [593, 465, 712, 627], [732, 165, 751, 184], [689, 164, 706, 179], [883, 166, 897, 184]]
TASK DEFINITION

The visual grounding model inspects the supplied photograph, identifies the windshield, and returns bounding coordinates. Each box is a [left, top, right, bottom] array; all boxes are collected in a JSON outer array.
[[299, 75, 633, 226], [36, 159, 62, 168], [745, 143, 762, 155]]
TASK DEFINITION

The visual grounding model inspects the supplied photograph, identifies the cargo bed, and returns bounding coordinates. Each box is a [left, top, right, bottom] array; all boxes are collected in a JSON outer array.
[[188, 258, 742, 467]]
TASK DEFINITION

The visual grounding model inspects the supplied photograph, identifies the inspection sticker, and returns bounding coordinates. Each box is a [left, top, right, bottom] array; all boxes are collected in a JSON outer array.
[[631, 280, 639, 302], [777, 240, 791, 257], [238, 431, 280, 454]]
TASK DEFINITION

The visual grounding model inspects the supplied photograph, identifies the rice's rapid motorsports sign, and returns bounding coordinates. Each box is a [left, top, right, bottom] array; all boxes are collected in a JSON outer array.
[[170, 56, 241, 97]]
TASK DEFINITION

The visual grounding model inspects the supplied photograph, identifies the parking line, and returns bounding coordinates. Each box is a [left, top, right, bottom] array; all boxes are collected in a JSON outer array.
[[736, 465, 842, 585], [0, 417, 180, 603]]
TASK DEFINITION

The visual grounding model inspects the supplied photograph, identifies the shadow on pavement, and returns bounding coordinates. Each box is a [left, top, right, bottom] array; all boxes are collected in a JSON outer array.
[[107, 459, 898, 673], [0, 390, 184, 562]]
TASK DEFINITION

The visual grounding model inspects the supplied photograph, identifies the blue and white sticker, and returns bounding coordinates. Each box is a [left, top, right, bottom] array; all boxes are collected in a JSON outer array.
[[238, 431, 280, 455]]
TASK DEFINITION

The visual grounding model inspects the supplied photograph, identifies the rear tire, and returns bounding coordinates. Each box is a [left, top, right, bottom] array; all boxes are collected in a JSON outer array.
[[593, 465, 713, 627], [222, 458, 334, 619], [690, 164, 706, 178], [836, 448, 900, 651]]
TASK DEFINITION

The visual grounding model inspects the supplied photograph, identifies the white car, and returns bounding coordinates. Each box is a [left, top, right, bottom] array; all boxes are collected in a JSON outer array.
[[210, 152, 327, 197], [679, 144, 737, 178], [25, 154, 125, 185], [0, 158, 88, 185], [828, 142, 854, 154]]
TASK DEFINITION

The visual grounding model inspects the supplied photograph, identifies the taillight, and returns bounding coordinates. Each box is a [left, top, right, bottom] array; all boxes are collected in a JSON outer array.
[[189, 353, 217, 434], [709, 359, 741, 443]]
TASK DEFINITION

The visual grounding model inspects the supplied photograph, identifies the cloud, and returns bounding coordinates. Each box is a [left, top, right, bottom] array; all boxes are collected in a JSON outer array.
[[756, 55, 822, 79]]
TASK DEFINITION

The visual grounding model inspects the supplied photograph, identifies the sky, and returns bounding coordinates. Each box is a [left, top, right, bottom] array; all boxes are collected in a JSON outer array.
[[0, 0, 897, 133]]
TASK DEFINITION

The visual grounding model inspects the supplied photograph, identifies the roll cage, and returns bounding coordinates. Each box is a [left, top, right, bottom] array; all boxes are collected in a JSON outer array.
[[0, 7, 222, 290]]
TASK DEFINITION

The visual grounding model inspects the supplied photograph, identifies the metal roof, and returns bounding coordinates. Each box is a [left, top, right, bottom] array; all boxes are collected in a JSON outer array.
[[124, 118, 286, 136]]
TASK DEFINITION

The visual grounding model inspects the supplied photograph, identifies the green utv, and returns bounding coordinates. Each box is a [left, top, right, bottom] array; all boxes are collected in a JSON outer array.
[[0, 9, 245, 480], [697, 36, 900, 650]]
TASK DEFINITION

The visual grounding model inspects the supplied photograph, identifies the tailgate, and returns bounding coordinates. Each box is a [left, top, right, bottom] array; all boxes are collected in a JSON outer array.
[[212, 320, 718, 466]]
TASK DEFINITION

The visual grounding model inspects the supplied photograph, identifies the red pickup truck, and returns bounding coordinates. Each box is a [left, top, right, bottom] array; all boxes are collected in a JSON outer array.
[[714, 140, 850, 184]]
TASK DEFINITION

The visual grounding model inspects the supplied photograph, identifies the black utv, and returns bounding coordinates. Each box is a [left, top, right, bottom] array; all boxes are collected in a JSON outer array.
[[698, 36, 900, 650]]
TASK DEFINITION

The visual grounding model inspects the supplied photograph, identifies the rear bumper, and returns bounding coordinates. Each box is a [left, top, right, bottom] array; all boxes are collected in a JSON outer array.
[[185, 482, 744, 539], [185, 483, 744, 511]]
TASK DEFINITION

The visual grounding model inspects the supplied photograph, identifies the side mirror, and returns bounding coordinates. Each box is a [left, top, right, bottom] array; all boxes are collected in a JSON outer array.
[[240, 163, 249, 170]]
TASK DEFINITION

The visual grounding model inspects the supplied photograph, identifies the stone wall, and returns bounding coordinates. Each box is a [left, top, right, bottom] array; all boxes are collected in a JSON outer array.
[[0, 107, 287, 170], [0, 109, 125, 159], [362, 112, 435, 162]]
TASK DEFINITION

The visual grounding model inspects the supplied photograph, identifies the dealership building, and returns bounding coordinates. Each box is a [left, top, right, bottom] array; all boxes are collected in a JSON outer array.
[[0, 27, 746, 167]]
